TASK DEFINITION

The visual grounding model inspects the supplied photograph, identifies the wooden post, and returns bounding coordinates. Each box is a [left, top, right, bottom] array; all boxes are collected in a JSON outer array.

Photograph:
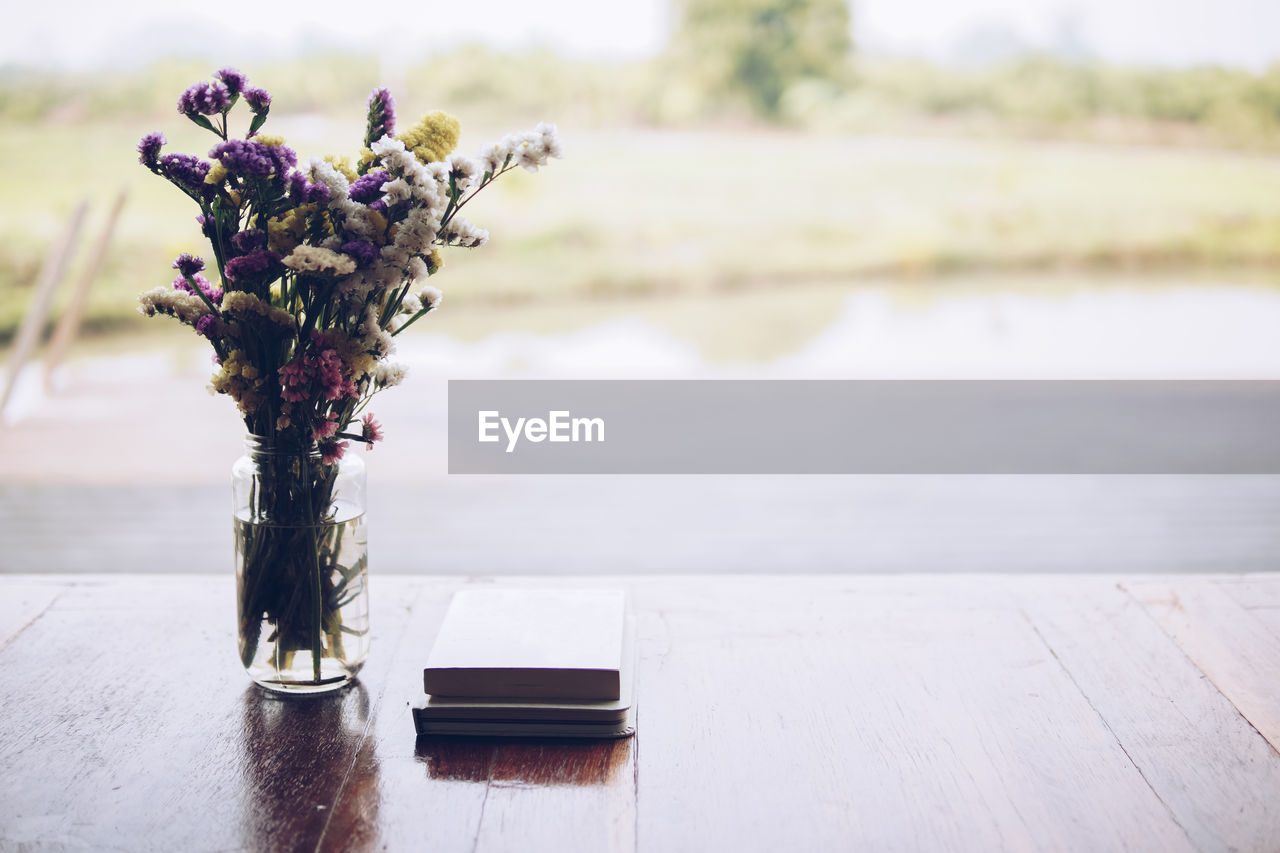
[[0, 200, 89, 421], [44, 190, 128, 390]]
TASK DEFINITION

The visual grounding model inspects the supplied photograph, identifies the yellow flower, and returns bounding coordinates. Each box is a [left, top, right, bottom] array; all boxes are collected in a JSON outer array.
[[267, 204, 314, 255], [424, 249, 443, 275], [397, 111, 461, 164], [328, 330, 377, 380], [210, 349, 265, 413], [223, 291, 297, 329], [324, 155, 358, 183], [204, 162, 228, 186], [366, 208, 389, 244], [253, 134, 287, 148]]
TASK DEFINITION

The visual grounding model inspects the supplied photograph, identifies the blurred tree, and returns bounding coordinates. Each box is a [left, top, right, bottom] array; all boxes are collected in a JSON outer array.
[[667, 0, 853, 119]]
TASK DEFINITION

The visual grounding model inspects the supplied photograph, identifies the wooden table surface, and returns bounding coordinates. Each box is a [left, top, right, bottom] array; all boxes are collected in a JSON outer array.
[[2, 573, 1279, 852]]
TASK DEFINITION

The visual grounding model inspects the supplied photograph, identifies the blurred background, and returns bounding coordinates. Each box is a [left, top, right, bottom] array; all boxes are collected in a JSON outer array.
[[2, 0, 1279, 574]]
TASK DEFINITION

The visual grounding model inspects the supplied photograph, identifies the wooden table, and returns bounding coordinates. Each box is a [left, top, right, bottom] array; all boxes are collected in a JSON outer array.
[[2, 574, 1279, 852]]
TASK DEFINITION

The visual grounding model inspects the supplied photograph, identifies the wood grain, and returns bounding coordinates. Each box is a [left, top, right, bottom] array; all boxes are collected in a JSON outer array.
[[1022, 577, 1280, 851], [0, 578, 64, 648], [2, 575, 1280, 852], [1125, 577, 1280, 753], [632, 579, 1192, 852], [1212, 574, 1280, 610]]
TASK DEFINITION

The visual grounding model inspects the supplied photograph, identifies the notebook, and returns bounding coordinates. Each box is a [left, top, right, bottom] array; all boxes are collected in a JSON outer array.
[[413, 591, 637, 739], [411, 654, 636, 737], [424, 588, 628, 700]]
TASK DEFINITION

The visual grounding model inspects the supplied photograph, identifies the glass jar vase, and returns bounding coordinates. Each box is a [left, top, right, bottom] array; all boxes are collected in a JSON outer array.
[[232, 435, 369, 694]]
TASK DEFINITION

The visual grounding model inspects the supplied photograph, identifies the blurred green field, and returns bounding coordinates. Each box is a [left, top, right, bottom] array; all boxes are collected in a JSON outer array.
[[4, 116, 1280, 350]]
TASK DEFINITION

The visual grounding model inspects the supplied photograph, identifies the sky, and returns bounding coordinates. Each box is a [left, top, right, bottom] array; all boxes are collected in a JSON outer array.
[[3, 0, 1278, 71]]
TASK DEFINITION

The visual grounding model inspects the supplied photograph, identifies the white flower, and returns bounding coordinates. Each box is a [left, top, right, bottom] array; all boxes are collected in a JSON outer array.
[[406, 255, 428, 282], [418, 285, 443, 310], [372, 137, 418, 175], [400, 293, 423, 315], [446, 153, 479, 193], [281, 245, 357, 276], [369, 327, 395, 358], [497, 123, 564, 174], [138, 287, 209, 325], [401, 162, 448, 214], [535, 122, 563, 159], [308, 158, 350, 202], [381, 177, 412, 204], [509, 131, 546, 172], [439, 216, 488, 248], [337, 271, 375, 299], [357, 304, 381, 338], [380, 242, 409, 269], [370, 136, 405, 158], [395, 207, 440, 254], [344, 206, 386, 242], [477, 139, 511, 175], [373, 359, 408, 389]]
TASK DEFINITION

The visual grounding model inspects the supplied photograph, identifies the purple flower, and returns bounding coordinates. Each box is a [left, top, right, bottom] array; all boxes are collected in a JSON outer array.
[[224, 249, 281, 284], [349, 170, 389, 205], [159, 153, 213, 197], [214, 67, 247, 98], [286, 171, 330, 205], [231, 230, 266, 254], [340, 240, 378, 267], [209, 139, 275, 180], [171, 273, 224, 306], [194, 314, 218, 338], [363, 88, 396, 148], [265, 143, 297, 176], [137, 131, 166, 168], [243, 87, 272, 114], [177, 80, 231, 117], [172, 253, 205, 278], [196, 214, 217, 239]]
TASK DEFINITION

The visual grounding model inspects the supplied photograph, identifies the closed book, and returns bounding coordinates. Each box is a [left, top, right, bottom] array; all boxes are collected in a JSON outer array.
[[413, 616, 637, 739], [424, 589, 627, 700]]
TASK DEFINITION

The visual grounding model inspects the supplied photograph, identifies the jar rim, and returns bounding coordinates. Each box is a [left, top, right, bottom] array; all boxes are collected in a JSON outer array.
[[244, 433, 321, 457]]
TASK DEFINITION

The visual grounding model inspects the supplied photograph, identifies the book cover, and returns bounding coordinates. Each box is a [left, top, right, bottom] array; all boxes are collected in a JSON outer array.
[[424, 588, 627, 700]]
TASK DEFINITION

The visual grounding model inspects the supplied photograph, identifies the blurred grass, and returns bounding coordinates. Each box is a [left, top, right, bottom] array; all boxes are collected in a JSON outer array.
[[4, 50, 1280, 349], [5, 121, 1280, 348]]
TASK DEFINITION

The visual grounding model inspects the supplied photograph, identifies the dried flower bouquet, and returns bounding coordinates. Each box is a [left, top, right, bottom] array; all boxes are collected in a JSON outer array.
[[138, 67, 559, 686]]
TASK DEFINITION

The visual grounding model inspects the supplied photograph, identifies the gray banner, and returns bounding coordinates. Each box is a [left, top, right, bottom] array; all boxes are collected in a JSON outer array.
[[447, 380, 1280, 474]]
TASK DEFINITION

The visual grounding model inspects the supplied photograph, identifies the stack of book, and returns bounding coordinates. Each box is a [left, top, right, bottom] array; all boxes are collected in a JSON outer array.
[[411, 589, 636, 738]]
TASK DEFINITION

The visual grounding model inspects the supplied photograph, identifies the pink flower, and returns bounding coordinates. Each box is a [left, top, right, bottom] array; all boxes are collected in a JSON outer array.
[[361, 414, 384, 447], [312, 413, 339, 441], [315, 348, 356, 401], [277, 358, 315, 403], [319, 439, 348, 466]]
